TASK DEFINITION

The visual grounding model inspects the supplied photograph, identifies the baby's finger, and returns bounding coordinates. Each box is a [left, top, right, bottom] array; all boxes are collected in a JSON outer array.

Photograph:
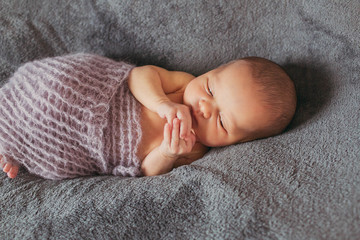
[[163, 123, 171, 146], [179, 119, 189, 139], [171, 119, 180, 149], [166, 112, 176, 125], [178, 113, 191, 140]]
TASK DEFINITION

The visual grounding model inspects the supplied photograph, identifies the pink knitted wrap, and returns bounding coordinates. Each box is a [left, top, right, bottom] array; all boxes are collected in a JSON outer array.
[[0, 53, 142, 179]]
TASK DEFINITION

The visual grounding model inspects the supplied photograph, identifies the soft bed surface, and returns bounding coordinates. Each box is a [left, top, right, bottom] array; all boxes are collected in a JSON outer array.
[[0, 0, 359, 239]]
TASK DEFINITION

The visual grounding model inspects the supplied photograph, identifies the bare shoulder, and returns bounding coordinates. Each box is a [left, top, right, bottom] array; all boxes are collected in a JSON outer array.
[[136, 65, 195, 94], [173, 143, 210, 168]]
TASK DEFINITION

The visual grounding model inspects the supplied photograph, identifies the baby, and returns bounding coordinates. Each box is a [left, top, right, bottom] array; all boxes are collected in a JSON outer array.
[[0, 54, 296, 179]]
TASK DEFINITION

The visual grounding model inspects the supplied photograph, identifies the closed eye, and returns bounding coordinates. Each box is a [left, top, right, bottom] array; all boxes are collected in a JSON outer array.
[[207, 78, 213, 96], [219, 115, 227, 132]]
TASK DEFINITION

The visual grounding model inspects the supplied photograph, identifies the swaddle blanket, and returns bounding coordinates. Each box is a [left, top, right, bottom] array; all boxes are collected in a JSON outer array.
[[0, 53, 142, 179]]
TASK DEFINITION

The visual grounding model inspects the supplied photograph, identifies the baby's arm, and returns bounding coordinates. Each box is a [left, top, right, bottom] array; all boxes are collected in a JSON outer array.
[[128, 65, 194, 139], [141, 118, 196, 176]]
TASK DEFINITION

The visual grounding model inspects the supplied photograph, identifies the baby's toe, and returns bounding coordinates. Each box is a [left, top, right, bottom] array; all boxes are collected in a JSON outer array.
[[0, 156, 19, 178], [7, 166, 19, 179], [3, 163, 11, 172]]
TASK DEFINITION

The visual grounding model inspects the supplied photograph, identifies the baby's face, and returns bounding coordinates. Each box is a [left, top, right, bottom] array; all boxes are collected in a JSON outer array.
[[183, 60, 270, 147]]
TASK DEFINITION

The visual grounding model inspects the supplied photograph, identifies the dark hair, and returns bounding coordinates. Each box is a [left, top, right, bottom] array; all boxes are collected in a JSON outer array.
[[241, 57, 297, 138]]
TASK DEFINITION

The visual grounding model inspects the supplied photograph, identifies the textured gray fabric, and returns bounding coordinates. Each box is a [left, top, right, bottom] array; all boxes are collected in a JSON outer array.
[[0, 0, 359, 239]]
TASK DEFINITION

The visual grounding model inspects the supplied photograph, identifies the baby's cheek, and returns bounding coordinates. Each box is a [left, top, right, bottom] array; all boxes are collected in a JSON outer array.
[[206, 131, 218, 143], [198, 129, 214, 146]]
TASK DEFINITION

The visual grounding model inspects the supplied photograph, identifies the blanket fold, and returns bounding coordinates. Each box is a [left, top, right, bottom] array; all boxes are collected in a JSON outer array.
[[0, 53, 142, 179]]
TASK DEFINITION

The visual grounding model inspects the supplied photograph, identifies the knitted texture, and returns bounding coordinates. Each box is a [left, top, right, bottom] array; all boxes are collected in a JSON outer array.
[[0, 53, 142, 179]]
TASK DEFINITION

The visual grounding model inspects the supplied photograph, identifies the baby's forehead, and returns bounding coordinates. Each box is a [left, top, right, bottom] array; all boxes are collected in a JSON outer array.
[[218, 60, 253, 76], [217, 59, 246, 70], [215, 62, 257, 90]]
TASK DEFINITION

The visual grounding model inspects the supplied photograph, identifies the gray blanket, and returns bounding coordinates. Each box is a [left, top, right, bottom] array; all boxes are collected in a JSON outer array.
[[0, 0, 359, 239]]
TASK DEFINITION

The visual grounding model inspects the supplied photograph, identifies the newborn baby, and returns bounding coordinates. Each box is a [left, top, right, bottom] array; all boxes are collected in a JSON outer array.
[[0, 53, 296, 179]]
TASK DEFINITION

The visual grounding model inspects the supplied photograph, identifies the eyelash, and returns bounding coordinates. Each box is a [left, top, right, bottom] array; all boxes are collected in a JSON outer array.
[[219, 115, 225, 130], [207, 79, 213, 96], [207, 79, 226, 131]]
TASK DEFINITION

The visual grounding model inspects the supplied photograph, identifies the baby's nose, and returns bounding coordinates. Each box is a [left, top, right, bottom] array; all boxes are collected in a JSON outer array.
[[199, 99, 211, 119]]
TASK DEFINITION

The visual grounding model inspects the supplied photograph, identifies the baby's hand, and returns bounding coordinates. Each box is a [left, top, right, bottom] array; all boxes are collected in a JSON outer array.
[[159, 118, 196, 159], [156, 100, 192, 140]]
